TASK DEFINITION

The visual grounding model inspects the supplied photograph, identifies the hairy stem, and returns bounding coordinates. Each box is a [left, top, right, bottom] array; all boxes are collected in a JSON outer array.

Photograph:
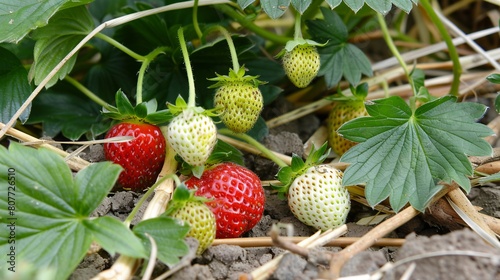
[[64, 75, 113, 111], [214, 26, 240, 72], [219, 129, 288, 168], [215, 4, 291, 45], [193, 0, 202, 39], [95, 32, 145, 61], [419, 0, 461, 96], [293, 10, 303, 40], [177, 28, 197, 108], [136, 47, 170, 104]]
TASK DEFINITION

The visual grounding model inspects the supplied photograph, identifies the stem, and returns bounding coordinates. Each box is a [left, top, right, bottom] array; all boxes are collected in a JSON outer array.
[[219, 129, 288, 168], [293, 10, 303, 40], [64, 75, 113, 111], [123, 173, 179, 227], [214, 26, 240, 72], [136, 47, 170, 104], [95, 32, 145, 61], [215, 4, 291, 46], [177, 27, 197, 108], [193, 0, 202, 39], [419, 0, 461, 96], [377, 13, 415, 97]]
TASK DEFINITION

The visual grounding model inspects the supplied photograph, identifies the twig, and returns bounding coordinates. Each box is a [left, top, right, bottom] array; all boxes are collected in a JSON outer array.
[[211, 236, 405, 248], [0, 122, 90, 171]]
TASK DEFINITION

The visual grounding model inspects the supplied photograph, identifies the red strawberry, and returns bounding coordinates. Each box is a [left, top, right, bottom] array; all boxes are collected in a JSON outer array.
[[184, 162, 265, 238], [104, 122, 166, 190]]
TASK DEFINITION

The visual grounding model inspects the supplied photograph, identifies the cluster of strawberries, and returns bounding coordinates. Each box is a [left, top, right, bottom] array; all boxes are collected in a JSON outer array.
[[102, 25, 355, 255]]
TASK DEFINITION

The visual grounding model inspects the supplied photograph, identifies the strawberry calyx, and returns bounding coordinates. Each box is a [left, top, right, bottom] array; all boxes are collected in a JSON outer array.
[[164, 184, 211, 216], [208, 66, 266, 89], [102, 89, 172, 125], [276, 38, 327, 58], [273, 142, 330, 198], [167, 95, 219, 118]]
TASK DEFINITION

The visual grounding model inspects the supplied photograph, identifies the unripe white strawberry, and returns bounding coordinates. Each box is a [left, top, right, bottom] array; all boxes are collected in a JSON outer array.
[[170, 200, 216, 255], [287, 164, 350, 231], [166, 108, 217, 166]]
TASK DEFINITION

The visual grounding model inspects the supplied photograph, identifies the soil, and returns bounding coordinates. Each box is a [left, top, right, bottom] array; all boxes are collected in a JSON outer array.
[[69, 97, 500, 280]]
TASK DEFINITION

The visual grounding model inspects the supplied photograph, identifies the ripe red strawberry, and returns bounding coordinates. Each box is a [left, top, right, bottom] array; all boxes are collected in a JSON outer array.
[[209, 67, 265, 133], [282, 44, 320, 88], [184, 162, 265, 238], [104, 122, 166, 190]]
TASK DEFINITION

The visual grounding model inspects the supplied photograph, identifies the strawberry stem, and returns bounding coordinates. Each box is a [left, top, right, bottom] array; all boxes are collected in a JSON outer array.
[[193, 0, 202, 39], [215, 4, 291, 45], [293, 10, 303, 40], [219, 129, 288, 168], [95, 32, 145, 61], [215, 26, 240, 73], [178, 27, 197, 108], [136, 47, 170, 105], [64, 75, 113, 111], [123, 173, 182, 227], [376, 13, 416, 104]]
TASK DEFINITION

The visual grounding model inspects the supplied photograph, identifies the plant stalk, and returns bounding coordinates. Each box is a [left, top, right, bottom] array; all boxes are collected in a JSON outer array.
[[193, 0, 202, 39], [64, 76, 113, 111], [177, 28, 197, 108], [215, 4, 291, 45], [95, 32, 145, 61], [136, 47, 170, 104], [219, 129, 289, 168], [214, 26, 240, 72], [419, 0, 461, 96]]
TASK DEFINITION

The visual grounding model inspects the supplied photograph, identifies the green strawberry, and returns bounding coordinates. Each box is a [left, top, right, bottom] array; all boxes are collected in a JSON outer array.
[[327, 84, 369, 156], [209, 67, 265, 133], [166, 98, 218, 167], [282, 44, 320, 88], [275, 143, 350, 231], [166, 185, 216, 255]]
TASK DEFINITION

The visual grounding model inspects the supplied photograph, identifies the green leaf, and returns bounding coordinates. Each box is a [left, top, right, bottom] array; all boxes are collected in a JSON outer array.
[[340, 96, 493, 212], [291, 0, 312, 14], [486, 73, 500, 84], [495, 93, 500, 114], [365, 0, 392, 15], [290, 156, 305, 172], [26, 90, 109, 140], [307, 8, 372, 88], [0, 0, 70, 43], [116, 90, 136, 116], [133, 217, 190, 266], [325, 0, 342, 9], [238, 0, 256, 9], [261, 0, 291, 19], [0, 47, 32, 124], [28, 5, 94, 88], [343, 0, 365, 13], [0, 143, 122, 280], [84, 217, 148, 258]]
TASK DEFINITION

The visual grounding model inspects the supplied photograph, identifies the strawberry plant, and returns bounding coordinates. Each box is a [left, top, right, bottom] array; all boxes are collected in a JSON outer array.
[[1, 0, 499, 279]]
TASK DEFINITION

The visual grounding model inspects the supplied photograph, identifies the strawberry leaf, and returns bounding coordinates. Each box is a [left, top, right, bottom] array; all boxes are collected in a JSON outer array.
[[307, 8, 372, 87], [0, 0, 91, 43], [0, 143, 125, 280], [339, 96, 493, 212], [0, 46, 32, 124], [28, 5, 94, 88], [133, 217, 190, 266], [261, 0, 291, 19]]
